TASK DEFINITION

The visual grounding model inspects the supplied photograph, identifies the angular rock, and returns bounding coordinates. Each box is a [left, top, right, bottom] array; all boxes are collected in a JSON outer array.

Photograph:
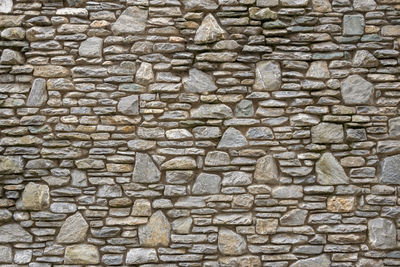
[[0, 223, 32, 243], [280, 209, 308, 226], [172, 217, 193, 234], [222, 171, 252, 186], [290, 114, 320, 126], [26, 78, 47, 107], [353, 50, 379, 68], [64, 244, 100, 264], [191, 104, 233, 119], [205, 151, 230, 166], [0, 49, 24, 65], [311, 123, 344, 143], [132, 153, 161, 183], [382, 25, 400, 36], [19, 182, 50, 211], [272, 185, 303, 198], [57, 212, 89, 243], [246, 127, 273, 139], [71, 169, 88, 187], [341, 75, 374, 104], [327, 196, 356, 212], [249, 7, 277, 20], [368, 218, 397, 249], [353, 0, 376, 11], [56, 8, 88, 17], [218, 228, 247, 256], [316, 152, 349, 185], [0, 0, 12, 13], [0, 156, 23, 174], [194, 14, 227, 44], [256, 218, 278, 234], [131, 199, 151, 217], [214, 213, 252, 225], [380, 154, 400, 184], [79, 37, 102, 58], [1, 27, 25, 40], [217, 127, 248, 149], [290, 255, 331, 267], [312, 0, 332, 12], [388, 117, 400, 137], [281, 0, 309, 6], [136, 62, 154, 85], [126, 248, 158, 264], [192, 173, 221, 195], [356, 258, 384, 267], [183, 0, 218, 11], [254, 155, 279, 184], [0, 245, 11, 263], [161, 156, 196, 170], [343, 14, 365, 36], [112, 7, 147, 35], [253, 60, 281, 91], [118, 94, 139, 115], [306, 61, 330, 79], [183, 68, 217, 93], [235, 99, 254, 117], [139, 211, 171, 247]]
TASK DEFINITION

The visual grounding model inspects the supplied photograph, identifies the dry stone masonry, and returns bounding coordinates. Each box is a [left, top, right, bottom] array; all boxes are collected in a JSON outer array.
[[1, 0, 400, 266]]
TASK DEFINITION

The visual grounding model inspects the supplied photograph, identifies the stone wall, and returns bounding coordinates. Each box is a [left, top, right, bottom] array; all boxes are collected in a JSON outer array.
[[0, 0, 400, 266]]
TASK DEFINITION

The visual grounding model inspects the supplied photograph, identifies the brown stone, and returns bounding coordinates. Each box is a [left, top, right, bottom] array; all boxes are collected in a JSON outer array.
[[327, 196, 356, 212]]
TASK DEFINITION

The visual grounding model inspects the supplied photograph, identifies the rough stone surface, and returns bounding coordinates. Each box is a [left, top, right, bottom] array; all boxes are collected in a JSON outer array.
[[26, 78, 47, 107], [316, 152, 350, 185], [341, 75, 374, 105], [57, 212, 89, 243], [117, 94, 139, 115], [217, 127, 248, 149], [64, 244, 100, 264], [126, 248, 158, 264], [0, 224, 32, 243], [290, 255, 331, 267], [139, 211, 171, 247], [111, 7, 147, 34], [132, 153, 161, 183], [0, 156, 23, 174], [218, 228, 247, 255], [368, 218, 397, 249], [79, 36, 102, 58], [19, 182, 50, 211], [194, 14, 227, 44], [253, 60, 281, 91], [254, 155, 279, 184], [0, 0, 13, 13], [343, 14, 365, 36], [380, 154, 400, 184], [192, 173, 221, 195], [183, 68, 217, 93], [311, 123, 344, 143]]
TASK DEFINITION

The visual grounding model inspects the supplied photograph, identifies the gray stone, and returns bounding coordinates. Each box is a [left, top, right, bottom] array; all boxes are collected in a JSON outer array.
[[222, 171, 252, 186], [0, 223, 33, 243], [136, 62, 154, 85], [57, 212, 89, 243], [56, 8, 88, 17], [0, 209, 12, 221], [183, 0, 218, 11], [306, 61, 330, 79], [26, 78, 47, 107], [272, 185, 303, 199], [0, 156, 23, 174], [381, 154, 400, 184], [64, 244, 100, 264], [368, 218, 397, 249], [246, 127, 273, 139], [111, 7, 147, 35], [249, 7, 277, 20], [172, 217, 193, 234], [132, 153, 161, 183], [389, 117, 400, 137], [126, 248, 158, 264], [214, 213, 252, 225], [191, 104, 233, 119], [194, 14, 227, 44], [75, 158, 104, 169], [205, 151, 230, 166], [183, 68, 217, 93], [71, 169, 88, 187], [290, 114, 320, 126], [217, 127, 248, 149], [139, 211, 171, 247], [280, 209, 308, 226], [14, 249, 32, 264], [253, 60, 281, 91], [161, 156, 197, 170], [290, 255, 331, 267], [353, 50, 379, 68], [79, 37, 102, 58], [193, 126, 222, 139], [281, 0, 309, 6], [0, 245, 11, 263], [118, 94, 139, 115], [0, 49, 24, 64], [97, 185, 122, 198], [356, 258, 384, 267], [218, 228, 247, 256], [316, 152, 349, 185], [235, 100, 254, 117], [1, 27, 25, 40], [192, 173, 221, 195], [19, 182, 50, 211], [341, 74, 374, 105], [0, 0, 12, 13], [312, 0, 332, 12], [343, 14, 365, 36], [311, 123, 344, 143], [354, 0, 376, 11], [127, 139, 156, 151], [254, 155, 278, 184]]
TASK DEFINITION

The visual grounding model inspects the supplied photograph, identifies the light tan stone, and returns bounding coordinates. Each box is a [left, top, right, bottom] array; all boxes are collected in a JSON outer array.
[[327, 196, 356, 212]]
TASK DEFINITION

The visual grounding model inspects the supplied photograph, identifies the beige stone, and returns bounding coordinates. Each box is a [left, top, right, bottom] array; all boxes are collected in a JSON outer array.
[[256, 218, 278, 234], [139, 211, 171, 247], [64, 244, 99, 264], [33, 65, 69, 78], [19, 182, 50, 211], [327, 196, 356, 212]]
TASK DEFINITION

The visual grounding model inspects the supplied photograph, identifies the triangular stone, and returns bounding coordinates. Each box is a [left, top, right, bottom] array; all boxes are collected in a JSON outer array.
[[183, 68, 217, 93], [353, 50, 379, 68], [26, 78, 47, 107], [217, 127, 248, 149], [306, 61, 330, 79], [194, 14, 227, 44], [316, 152, 349, 185], [111, 6, 147, 35], [57, 212, 89, 244], [139, 211, 171, 247], [254, 155, 279, 184], [132, 153, 161, 183]]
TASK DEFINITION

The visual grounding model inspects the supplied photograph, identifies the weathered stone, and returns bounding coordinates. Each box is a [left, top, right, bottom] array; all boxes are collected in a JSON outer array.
[[0, 209, 12, 221], [205, 151, 230, 166], [126, 248, 158, 264], [79, 37, 102, 58], [0, 245, 11, 263], [290, 255, 331, 267], [132, 153, 161, 183], [161, 156, 197, 170], [254, 155, 278, 184], [57, 212, 89, 243], [56, 8, 88, 17], [64, 244, 100, 264], [217, 127, 248, 149], [382, 25, 400, 36], [213, 213, 252, 225], [354, 0, 376, 11], [139, 211, 171, 247], [0, 156, 23, 174], [353, 50, 379, 68], [172, 217, 193, 234], [34, 65, 69, 78], [218, 228, 247, 255], [19, 182, 50, 211], [327, 196, 356, 212], [194, 14, 227, 44], [389, 117, 400, 137], [253, 60, 281, 91], [0, 15, 24, 27], [312, 0, 332, 12], [235, 100, 254, 117], [26, 78, 47, 107], [112, 7, 147, 35], [183, 0, 218, 11], [368, 218, 397, 249], [249, 7, 277, 20], [0, 223, 32, 243], [192, 173, 221, 195], [97, 185, 122, 198], [343, 14, 365, 36], [136, 62, 154, 85], [316, 152, 349, 185], [0, 49, 24, 64], [356, 258, 384, 267], [183, 68, 217, 93], [290, 114, 320, 126], [272, 185, 303, 199], [76, 158, 104, 169], [191, 104, 233, 119], [246, 127, 273, 139], [311, 123, 344, 143], [306, 61, 330, 79], [0, 0, 12, 13], [280, 209, 308, 226], [1, 27, 25, 40], [256, 218, 278, 234], [131, 199, 151, 217], [380, 154, 400, 184], [118, 94, 139, 115]]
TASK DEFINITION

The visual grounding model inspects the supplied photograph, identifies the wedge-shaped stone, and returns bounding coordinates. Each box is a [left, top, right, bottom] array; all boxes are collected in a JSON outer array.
[[19, 182, 50, 211], [136, 62, 154, 85], [280, 209, 308, 226], [139, 211, 171, 247], [316, 152, 349, 185], [192, 173, 221, 195], [342, 75, 374, 104], [27, 78, 47, 107], [368, 218, 397, 249], [306, 61, 330, 79], [290, 255, 331, 267], [64, 244, 99, 264], [57, 212, 89, 244], [191, 104, 233, 119], [254, 155, 279, 184], [183, 68, 217, 93], [0, 156, 23, 174], [194, 14, 227, 44], [218, 228, 247, 255], [132, 153, 160, 183], [217, 127, 248, 149], [253, 60, 281, 91], [353, 50, 379, 68], [0, 223, 32, 243], [111, 7, 147, 35]]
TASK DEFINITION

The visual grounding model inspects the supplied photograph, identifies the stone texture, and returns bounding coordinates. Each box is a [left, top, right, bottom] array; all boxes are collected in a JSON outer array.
[[217, 127, 248, 149], [112, 7, 147, 34], [0, 156, 23, 174], [306, 61, 330, 79], [316, 152, 349, 185], [312, 0, 332, 12], [368, 218, 397, 249], [253, 60, 281, 91], [353, 50, 379, 68], [118, 94, 139, 115], [191, 104, 233, 119], [57, 212, 89, 243], [79, 36, 102, 57], [132, 153, 161, 183], [380, 154, 400, 184], [311, 123, 344, 143], [183, 68, 217, 93], [254, 155, 279, 184], [0, 0, 12, 13], [343, 14, 365, 36], [0, 49, 23, 64], [0, 246, 12, 263], [139, 211, 171, 247], [0, 223, 32, 243], [218, 228, 247, 255], [354, 0, 377, 11], [194, 14, 227, 44], [19, 182, 50, 211], [327, 196, 356, 212], [192, 173, 221, 195], [290, 255, 331, 267], [280, 209, 308, 226], [26, 78, 47, 107], [64, 244, 100, 264], [341, 75, 374, 105], [126, 248, 158, 264]]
